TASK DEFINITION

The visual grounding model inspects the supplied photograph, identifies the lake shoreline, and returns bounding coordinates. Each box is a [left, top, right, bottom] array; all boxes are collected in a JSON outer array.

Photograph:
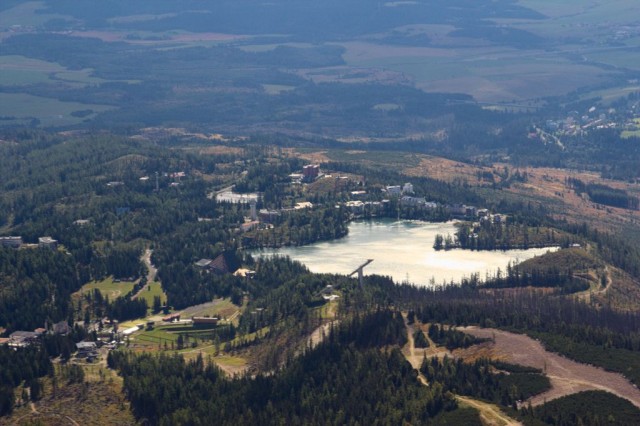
[[250, 219, 558, 287]]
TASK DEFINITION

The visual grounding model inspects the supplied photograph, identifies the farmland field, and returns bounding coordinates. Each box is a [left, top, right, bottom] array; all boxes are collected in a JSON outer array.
[[0, 92, 113, 126], [1, 0, 640, 133], [0, 55, 110, 86]]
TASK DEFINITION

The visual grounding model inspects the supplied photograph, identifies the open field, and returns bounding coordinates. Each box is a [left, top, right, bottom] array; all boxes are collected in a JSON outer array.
[[1, 0, 639, 128], [76, 277, 136, 300], [405, 156, 501, 186], [0, 93, 113, 127], [403, 154, 640, 236], [0, 1, 72, 28], [503, 166, 640, 232], [339, 40, 611, 102], [0, 55, 110, 86], [180, 298, 240, 320], [457, 327, 640, 409], [58, 30, 246, 45], [134, 281, 166, 308]]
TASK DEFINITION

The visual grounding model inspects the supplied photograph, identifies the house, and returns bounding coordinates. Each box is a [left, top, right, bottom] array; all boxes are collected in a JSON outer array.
[[402, 183, 414, 194], [294, 202, 313, 210], [465, 206, 477, 218], [76, 341, 97, 357], [400, 196, 426, 207], [323, 294, 340, 301], [169, 171, 186, 180], [9, 331, 41, 348], [385, 185, 402, 197], [195, 258, 213, 269], [192, 316, 219, 326], [424, 202, 438, 210], [195, 253, 235, 274], [209, 253, 231, 274], [121, 326, 140, 336], [0, 236, 23, 249], [240, 221, 260, 233], [350, 190, 367, 200], [289, 173, 303, 183], [38, 236, 58, 250], [73, 219, 90, 226], [259, 209, 280, 224], [448, 204, 467, 217], [52, 320, 71, 335], [302, 164, 320, 182], [162, 313, 181, 322], [233, 268, 256, 278], [345, 201, 364, 215]]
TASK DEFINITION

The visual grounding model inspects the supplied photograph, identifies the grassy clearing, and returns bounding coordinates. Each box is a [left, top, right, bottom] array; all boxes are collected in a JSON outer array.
[[135, 281, 167, 307], [324, 149, 421, 168], [182, 298, 239, 319], [78, 277, 136, 300], [312, 300, 339, 320], [622, 130, 640, 139], [228, 326, 270, 347]]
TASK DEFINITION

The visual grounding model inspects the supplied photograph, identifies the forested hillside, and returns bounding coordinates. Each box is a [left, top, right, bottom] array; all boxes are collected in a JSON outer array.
[[1, 129, 640, 424]]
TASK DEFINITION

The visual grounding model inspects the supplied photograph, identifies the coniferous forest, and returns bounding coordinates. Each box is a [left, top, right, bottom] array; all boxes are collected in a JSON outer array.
[[2, 128, 640, 424], [6, 0, 640, 424]]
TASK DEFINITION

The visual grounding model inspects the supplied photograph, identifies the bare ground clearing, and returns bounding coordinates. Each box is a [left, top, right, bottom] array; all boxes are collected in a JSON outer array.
[[457, 396, 522, 426], [307, 321, 338, 350], [405, 156, 500, 185], [401, 315, 520, 425], [458, 327, 640, 408], [505, 166, 640, 232]]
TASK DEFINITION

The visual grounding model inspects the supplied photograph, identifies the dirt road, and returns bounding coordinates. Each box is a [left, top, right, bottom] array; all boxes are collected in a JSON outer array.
[[401, 316, 520, 424], [307, 321, 338, 350], [142, 249, 157, 282], [460, 327, 640, 408], [131, 249, 157, 300], [457, 396, 522, 426]]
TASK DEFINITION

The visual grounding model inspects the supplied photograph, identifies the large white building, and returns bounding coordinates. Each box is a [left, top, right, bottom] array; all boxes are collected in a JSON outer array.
[[0, 236, 22, 249]]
